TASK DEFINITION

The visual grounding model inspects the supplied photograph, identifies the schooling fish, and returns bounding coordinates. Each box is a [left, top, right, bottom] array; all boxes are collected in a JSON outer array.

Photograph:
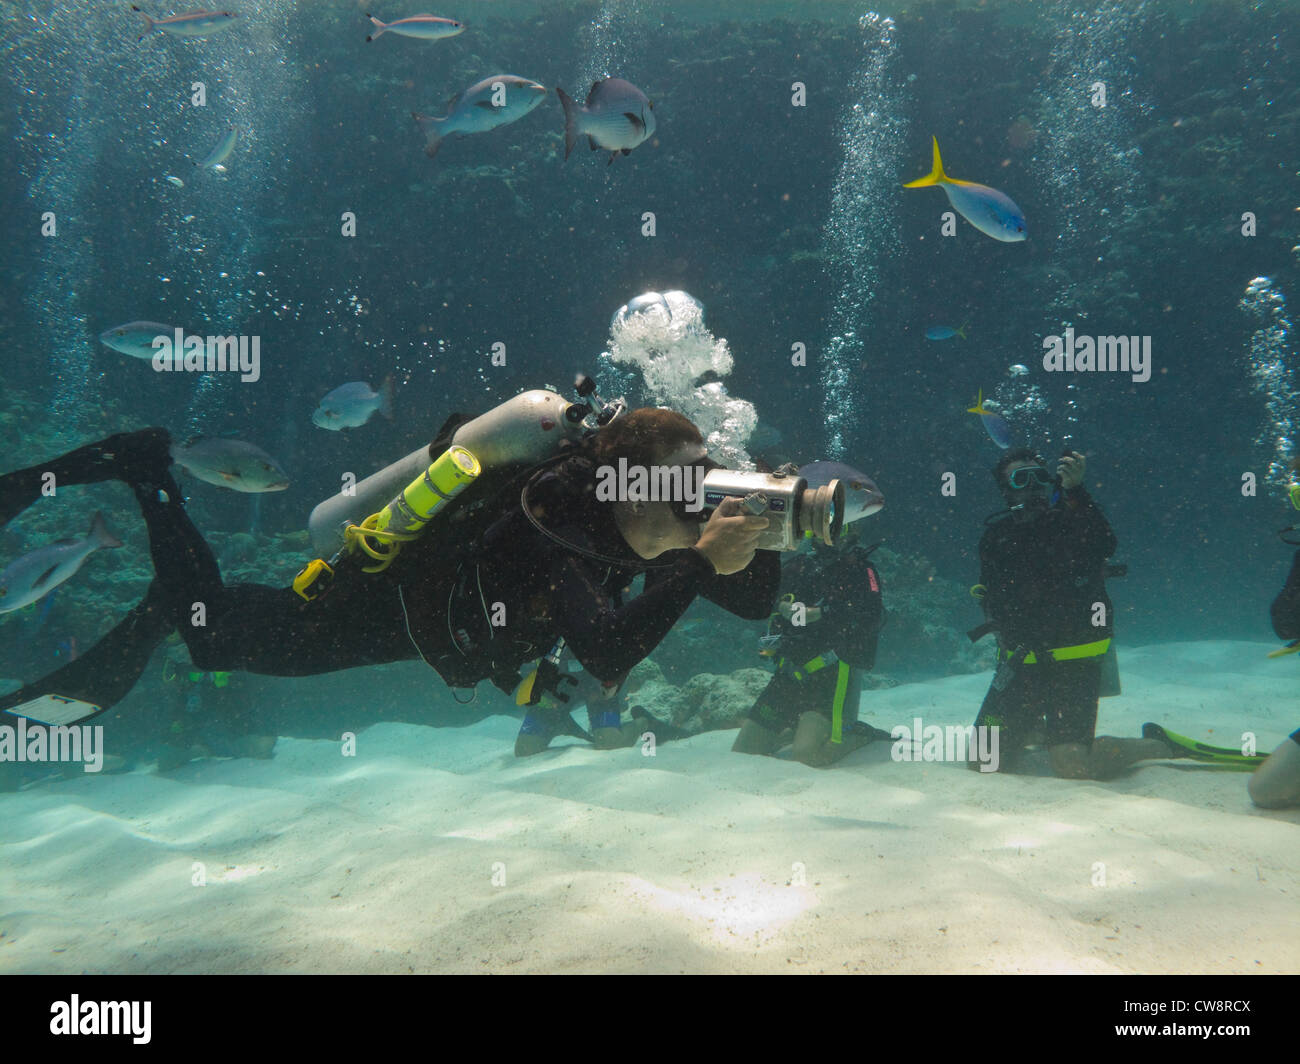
[[798, 461, 884, 522], [365, 13, 464, 42], [926, 323, 967, 341], [312, 377, 395, 430], [967, 389, 1014, 449], [0, 513, 122, 615], [904, 137, 1026, 243], [412, 75, 547, 159], [171, 438, 290, 492], [196, 127, 238, 170], [99, 321, 179, 360], [132, 6, 238, 40], [557, 78, 655, 164]]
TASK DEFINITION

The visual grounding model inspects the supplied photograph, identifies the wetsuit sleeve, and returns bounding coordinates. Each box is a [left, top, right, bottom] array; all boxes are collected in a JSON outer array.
[[1062, 485, 1117, 561], [978, 528, 1008, 628], [682, 547, 781, 620], [1271, 550, 1300, 641], [549, 548, 719, 683]]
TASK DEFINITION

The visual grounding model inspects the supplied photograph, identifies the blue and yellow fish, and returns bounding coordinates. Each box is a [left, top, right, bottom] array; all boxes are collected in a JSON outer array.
[[905, 137, 1026, 243]]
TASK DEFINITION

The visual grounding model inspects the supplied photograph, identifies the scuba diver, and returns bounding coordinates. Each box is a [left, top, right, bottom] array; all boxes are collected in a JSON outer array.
[[731, 519, 889, 767], [0, 382, 787, 743], [1247, 496, 1300, 807], [970, 447, 1173, 779]]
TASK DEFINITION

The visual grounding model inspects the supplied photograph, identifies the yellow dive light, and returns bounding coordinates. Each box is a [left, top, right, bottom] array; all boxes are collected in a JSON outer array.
[[345, 444, 482, 572]]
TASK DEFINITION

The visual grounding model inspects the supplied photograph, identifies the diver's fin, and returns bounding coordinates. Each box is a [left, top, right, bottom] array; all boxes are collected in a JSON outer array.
[[1142, 722, 1265, 766], [629, 705, 693, 743], [1267, 639, 1300, 658], [556, 712, 593, 743], [903, 135, 946, 188]]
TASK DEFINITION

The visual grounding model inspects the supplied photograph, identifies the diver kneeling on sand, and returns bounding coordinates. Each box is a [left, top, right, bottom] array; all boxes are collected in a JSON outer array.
[[968, 447, 1174, 779], [0, 379, 817, 756]]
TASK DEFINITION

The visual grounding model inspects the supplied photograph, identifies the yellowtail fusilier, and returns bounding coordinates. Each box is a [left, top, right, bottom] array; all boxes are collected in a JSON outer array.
[[0, 513, 121, 614], [171, 438, 290, 493], [557, 78, 656, 164], [312, 378, 395, 430], [412, 75, 547, 159], [365, 12, 464, 42], [903, 137, 1026, 242], [196, 127, 238, 170], [131, 6, 238, 40]]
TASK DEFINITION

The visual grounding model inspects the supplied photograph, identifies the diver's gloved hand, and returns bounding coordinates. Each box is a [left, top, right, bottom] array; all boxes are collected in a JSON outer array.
[[1057, 450, 1086, 490]]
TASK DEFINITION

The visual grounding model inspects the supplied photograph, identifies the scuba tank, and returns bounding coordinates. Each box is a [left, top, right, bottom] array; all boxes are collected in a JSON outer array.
[[296, 380, 621, 598]]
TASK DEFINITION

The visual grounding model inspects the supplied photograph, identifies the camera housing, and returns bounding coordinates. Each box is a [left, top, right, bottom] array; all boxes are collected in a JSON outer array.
[[697, 468, 845, 550]]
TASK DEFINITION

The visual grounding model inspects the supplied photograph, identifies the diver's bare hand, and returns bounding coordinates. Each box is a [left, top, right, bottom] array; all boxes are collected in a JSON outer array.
[[1057, 451, 1086, 490], [693, 497, 769, 575]]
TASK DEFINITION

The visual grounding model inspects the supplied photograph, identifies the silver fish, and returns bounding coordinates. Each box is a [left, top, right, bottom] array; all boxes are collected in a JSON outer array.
[[557, 78, 655, 164], [412, 75, 547, 159], [132, 6, 238, 40], [197, 127, 238, 170], [99, 321, 179, 360], [312, 377, 395, 430], [799, 461, 884, 522], [171, 438, 290, 492], [366, 13, 464, 42], [0, 513, 122, 614]]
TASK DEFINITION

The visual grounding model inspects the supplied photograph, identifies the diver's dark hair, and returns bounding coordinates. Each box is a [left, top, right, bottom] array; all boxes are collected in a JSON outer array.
[[591, 407, 704, 468], [993, 447, 1044, 486]]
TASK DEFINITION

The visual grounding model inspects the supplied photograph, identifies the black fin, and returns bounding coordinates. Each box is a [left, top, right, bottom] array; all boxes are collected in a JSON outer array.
[[624, 112, 644, 133], [588, 135, 599, 152]]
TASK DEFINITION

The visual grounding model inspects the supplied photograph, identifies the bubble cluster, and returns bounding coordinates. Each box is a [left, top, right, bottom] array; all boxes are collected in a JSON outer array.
[[1240, 276, 1296, 491], [603, 289, 757, 468], [818, 12, 905, 457]]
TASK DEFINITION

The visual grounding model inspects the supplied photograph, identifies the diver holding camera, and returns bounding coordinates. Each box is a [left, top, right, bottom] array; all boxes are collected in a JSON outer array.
[[0, 375, 855, 744], [970, 447, 1173, 778]]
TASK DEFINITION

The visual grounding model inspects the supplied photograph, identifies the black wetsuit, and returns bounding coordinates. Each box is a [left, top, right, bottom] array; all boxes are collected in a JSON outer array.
[[974, 486, 1117, 752], [748, 545, 884, 732], [1268, 551, 1300, 749], [0, 447, 779, 719]]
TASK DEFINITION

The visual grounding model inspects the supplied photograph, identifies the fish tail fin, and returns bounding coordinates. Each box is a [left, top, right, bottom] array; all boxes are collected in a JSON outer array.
[[412, 112, 444, 158], [903, 135, 946, 188], [957, 322, 968, 340], [132, 4, 155, 40], [378, 375, 395, 420], [365, 15, 386, 41], [89, 511, 123, 550], [966, 388, 988, 416], [556, 86, 578, 160]]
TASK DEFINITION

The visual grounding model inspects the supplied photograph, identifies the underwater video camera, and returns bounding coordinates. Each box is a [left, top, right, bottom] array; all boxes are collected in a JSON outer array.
[[695, 467, 844, 551]]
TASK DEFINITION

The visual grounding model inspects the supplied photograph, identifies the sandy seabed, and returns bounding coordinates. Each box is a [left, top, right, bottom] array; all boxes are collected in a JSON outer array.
[[2, 640, 1297, 974]]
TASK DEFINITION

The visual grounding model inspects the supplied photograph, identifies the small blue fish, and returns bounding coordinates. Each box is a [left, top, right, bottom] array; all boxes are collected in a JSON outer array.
[[99, 321, 179, 360], [904, 137, 1026, 243], [926, 324, 967, 341], [196, 127, 238, 170], [312, 377, 395, 430], [132, 6, 238, 40], [365, 13, 464, 42], [799, 461, 884, 522], [967, 389, 1014, 449]]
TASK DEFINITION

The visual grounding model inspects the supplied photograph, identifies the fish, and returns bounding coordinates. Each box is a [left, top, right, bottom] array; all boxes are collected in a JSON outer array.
[[557, 78, 656, 164], [0, 513, 122, 615], [365, 13, 464, 42], [99, 321, 179, 360], [132, 6, 238, 40], [412, 75, 548, 159], [170, 438, 290, 492], [312, 377, 396, 430], [196, 127, 238, 170], [926, 324, 967, 341], [904, 137, 1026, 243], [798, 461, 884, 522], [967, 389, 1014, 449]]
